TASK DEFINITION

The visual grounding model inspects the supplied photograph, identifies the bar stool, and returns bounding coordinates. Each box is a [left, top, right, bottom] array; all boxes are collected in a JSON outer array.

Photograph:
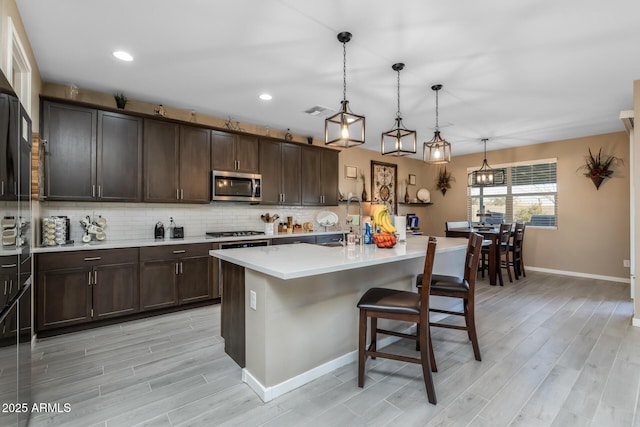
[[357, 237, 438, 404], [416, 233, 484, 361]]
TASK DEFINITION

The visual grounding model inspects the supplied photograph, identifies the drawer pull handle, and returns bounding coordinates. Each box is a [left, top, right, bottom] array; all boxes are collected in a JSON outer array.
[[172, 250, 186, 254], [84, 257, 102, 261], [1, 264, 17, 268]]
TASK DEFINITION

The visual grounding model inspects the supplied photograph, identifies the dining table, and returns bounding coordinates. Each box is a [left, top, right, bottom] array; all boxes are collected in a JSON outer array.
[[446, 227, 501, 286]]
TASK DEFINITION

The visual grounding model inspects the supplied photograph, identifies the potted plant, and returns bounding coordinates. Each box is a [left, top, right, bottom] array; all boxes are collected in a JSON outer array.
[[436, 167, 454, 196], [578, 147, 622, 190], [113, 92, 128, 109]]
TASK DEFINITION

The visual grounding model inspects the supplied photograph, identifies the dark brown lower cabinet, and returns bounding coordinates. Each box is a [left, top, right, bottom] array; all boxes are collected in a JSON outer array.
[[139, 258, 179, 311], [139, 244, 212, 312], [93, 262, 139, 319], [35, 244, 218, 334], [36, 248, 139, 331]]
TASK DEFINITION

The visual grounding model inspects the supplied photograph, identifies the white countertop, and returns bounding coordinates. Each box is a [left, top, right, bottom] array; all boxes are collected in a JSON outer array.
[[31, 230, 346, 254], [210, 236, 467, 280]]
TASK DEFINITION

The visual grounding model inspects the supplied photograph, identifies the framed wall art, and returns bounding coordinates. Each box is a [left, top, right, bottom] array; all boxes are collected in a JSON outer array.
[[345, 165, 357, 179], [371, 160, 397, 214]]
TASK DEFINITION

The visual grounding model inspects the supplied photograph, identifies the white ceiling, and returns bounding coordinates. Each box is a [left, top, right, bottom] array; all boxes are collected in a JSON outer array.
[[16, 0, 640, 158]]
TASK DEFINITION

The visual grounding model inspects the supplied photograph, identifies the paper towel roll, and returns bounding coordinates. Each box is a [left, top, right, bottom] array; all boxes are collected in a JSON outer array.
[[394, 215, 407, 241]]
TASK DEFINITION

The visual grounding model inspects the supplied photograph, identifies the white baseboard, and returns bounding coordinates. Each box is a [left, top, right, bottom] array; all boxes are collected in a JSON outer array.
[[242, 329, 412, 402], [525, 266, 630, 284]]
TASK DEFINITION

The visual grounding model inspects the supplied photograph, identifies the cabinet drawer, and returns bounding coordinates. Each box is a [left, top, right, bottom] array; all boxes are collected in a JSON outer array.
[[140, 243, 212, 261], [37, 248, 139, 271]]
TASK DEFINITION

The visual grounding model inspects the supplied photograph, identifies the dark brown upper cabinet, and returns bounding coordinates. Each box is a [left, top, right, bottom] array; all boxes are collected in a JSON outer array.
[[301, 146, 339, 206], [259, 139, 301, 205], [211, 131, 259, 173], [143, 120, 210, 203], [41, 101, 142, 201]]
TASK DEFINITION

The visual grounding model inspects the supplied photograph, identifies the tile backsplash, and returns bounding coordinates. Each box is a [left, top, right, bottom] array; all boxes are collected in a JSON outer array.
[[38, 202, 346, 244]]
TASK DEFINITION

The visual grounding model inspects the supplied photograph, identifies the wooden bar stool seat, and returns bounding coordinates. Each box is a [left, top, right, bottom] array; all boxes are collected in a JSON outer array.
[[357, 237, 438, 405], [416, 233, 484, 362]]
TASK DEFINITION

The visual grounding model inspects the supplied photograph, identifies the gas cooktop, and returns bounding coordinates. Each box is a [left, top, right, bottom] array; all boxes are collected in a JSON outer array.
[[206, 230, 265, 238]]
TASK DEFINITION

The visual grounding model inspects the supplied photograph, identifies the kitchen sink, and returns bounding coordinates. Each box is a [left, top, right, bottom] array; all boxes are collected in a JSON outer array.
[[316, 242, 344, 248]]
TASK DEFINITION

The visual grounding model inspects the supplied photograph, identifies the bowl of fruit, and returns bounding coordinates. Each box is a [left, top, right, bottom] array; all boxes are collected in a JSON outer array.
[[372, 231, 397, 248], [372, 205, 398, 248]]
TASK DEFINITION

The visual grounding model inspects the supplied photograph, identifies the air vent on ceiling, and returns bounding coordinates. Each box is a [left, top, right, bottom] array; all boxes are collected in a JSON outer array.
[[304, 105, 335, 117]]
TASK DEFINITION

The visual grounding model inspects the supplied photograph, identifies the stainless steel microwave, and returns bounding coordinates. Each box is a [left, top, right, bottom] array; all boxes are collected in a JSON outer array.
[[211, 170, 261, 202]]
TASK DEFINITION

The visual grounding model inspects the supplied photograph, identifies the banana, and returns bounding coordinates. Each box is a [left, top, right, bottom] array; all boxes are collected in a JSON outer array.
[[372, 205, 385, 228], [381, 212, 396, 233], [373, 205, 396, 233]]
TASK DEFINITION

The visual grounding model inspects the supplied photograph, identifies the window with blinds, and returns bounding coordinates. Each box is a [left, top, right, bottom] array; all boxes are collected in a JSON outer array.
[[467, 159, 557, 227]]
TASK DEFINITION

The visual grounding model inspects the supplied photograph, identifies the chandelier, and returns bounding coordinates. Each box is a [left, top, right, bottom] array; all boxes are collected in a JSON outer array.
[[468, 138, 506, 186]]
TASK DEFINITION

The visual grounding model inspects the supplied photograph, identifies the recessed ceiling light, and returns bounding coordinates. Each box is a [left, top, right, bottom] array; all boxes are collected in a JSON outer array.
[[259, 93, 272, 101], [113, 50, 134, 62]]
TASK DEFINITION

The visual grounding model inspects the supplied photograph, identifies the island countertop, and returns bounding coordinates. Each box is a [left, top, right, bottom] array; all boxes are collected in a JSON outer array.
[[209, 235, 466, 280]]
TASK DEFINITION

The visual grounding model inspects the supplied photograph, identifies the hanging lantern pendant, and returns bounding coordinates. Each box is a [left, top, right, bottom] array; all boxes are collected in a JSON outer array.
[[423, 84, 452, 164], [325, 32, 365, 148], [381, 63, 417, 156]]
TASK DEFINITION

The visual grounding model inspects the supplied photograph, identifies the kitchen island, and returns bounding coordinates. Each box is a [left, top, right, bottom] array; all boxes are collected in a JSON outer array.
[[210, 235, 468, 402]]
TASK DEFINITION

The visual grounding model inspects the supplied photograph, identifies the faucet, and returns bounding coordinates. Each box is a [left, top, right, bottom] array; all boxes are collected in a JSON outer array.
[[345, 194, 363, 245]]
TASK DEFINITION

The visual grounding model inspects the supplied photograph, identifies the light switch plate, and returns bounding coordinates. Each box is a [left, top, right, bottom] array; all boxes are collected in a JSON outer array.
[[250, 290, 257, 310]]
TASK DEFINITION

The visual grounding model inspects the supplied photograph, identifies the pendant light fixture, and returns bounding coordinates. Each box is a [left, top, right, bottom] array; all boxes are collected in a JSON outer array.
[[423, 84, 451, 164], [325, 32, 365, 148], [468, 138, 506, 187], [381, 63, 416, 156]]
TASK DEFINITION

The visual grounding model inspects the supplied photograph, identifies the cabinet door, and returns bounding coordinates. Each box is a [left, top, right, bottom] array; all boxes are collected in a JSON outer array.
[[1, 256, 18, 307], [281, 143, 301, 205], [97, 111, 142, 201], [0, 93, 21, 202], [178, 256, 211, 304], [211, 131, 236, 171], [259, 139, 282, 204], [235, 135, 259, 173], [36, 268, 92, 330], [93, 262, 139, 319], [143, 119, 180, 202], [301, 147, 322, 205], [42, 102, 97, 200], [18, 104, 32, 203], [139, 259, 178, 311], [321, 149, 339, 205], [179, 126, 210, 203]]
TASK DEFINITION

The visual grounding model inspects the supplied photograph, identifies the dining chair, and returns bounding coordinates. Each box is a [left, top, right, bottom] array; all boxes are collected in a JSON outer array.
[[357, 237, 438, 404], [445, 221, 470, 231], [509, 222, 526, 279], [416, 233, 484, 362], [480, 223, 512, 285]]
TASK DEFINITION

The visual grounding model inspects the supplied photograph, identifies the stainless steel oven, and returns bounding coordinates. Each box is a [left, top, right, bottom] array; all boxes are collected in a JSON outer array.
[[211, 170, 261, 202]]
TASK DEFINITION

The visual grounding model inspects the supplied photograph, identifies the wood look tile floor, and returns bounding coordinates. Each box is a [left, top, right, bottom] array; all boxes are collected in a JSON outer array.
[[26, 272, 639, 426]]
